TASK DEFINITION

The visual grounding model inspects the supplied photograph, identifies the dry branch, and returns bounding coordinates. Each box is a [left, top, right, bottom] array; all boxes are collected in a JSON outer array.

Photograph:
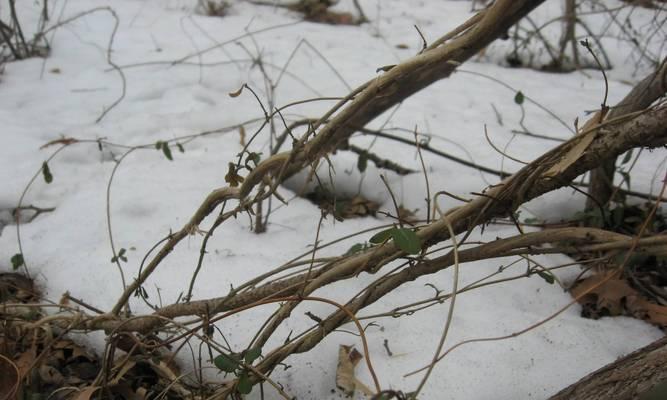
[[112, 0, 546, 316], [586, 57, 667, 209], [90, 105, 667, 337]]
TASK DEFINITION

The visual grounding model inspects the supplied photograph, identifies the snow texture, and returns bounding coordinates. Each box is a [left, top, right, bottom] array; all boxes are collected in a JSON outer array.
[[0, 0, 665, 399]]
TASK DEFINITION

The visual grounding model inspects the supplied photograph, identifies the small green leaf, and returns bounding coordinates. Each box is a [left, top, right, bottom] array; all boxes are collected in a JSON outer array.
[[621, 149, 633, 165], [112, 248, 128, 263], [244, 152, 261, 170], [244, 347, 262, 364], [514, 91, 525, 105], [536, 270, 555, 284], [376, 64, 396, 73], [369, 228, 394, 244], [334, 201, 346, 220], [237, 372, 253, 394], [162, 143, 173, 161], [11, 253, 24, 270], [619, 171, 631, 189], [42, 162, 53, 184], [176, 143, 185, 153], [155, 141, 163, 150], [345, 243, 365, 256], [391, 228, 421, 254], [357, 151, 368, 173], [214, 353, 239, 373]]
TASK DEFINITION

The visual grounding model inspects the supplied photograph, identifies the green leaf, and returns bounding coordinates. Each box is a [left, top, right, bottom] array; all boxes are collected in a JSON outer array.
[[111, 248, 128, 263], [334, 201, 346, 220], [369, 228, 394, 244], [177, 143, 185, 153], [155, 141, 163, 150], [244, 152, 261, 170], [357, 151, 368, 173], [536, 270, 555, 284], [621, 149, 633, 165], [619, 171, 631, 189], [11, 253, 24, 270], [345, 243, 365, 256], [42, 162, 53, 184], [244, 347, 262, 364], [237, 372, 253, 394], [391, 228, 422, 254], [214, 353, 239, 373], [162, 143, 173, 161], [514, 91, 524, 105]]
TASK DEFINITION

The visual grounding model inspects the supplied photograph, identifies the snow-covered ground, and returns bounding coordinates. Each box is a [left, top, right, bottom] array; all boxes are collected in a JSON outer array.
[[1, 0, 665, 398]]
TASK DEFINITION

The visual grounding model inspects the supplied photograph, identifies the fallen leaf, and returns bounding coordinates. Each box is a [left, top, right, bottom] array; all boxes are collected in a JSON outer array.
[[336, 345, 360, 396], [74, 386, 100, 400], [39, 364, 64, 385], [571, 272, 667, 328], [571, 272, 636, 317]]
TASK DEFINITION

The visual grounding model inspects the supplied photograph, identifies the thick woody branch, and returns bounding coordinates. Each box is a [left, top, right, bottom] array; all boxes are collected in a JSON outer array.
[[586, 57, 667, 209], [110, 0, 546, 318], [88, 105, 667, 336]]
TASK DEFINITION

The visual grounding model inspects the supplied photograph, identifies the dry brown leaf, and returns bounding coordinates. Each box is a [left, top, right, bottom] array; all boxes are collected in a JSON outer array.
[[14, 347, 36, 379], [343, 196, 380, 218], [239, 126, 246, 147], [39, 364, 64, 385], [39, 137, 79, 149], [572, 272, 667, 328], [149, 358, 190, 397], [110, 383, 142, 400], [571, 272, 635, 316], [626, 296, 667, 328], [543, 110, 603, 178], [108, 359, 136, 386], [336, 345, 359, 396], [72, 386, 100, 400]]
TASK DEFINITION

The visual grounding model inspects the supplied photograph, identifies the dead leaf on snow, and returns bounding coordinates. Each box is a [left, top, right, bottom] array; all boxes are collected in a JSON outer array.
[[335, 345, 373, 397], [571, 272, 667, 329], [336, 345, 360, 396]]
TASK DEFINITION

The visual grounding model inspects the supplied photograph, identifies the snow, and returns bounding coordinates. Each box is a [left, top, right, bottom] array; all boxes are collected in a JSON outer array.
[[1, 0, 665, 399]]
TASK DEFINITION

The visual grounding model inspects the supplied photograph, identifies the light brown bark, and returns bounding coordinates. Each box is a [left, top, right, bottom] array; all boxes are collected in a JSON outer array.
[[586, 58, 667, 211]]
